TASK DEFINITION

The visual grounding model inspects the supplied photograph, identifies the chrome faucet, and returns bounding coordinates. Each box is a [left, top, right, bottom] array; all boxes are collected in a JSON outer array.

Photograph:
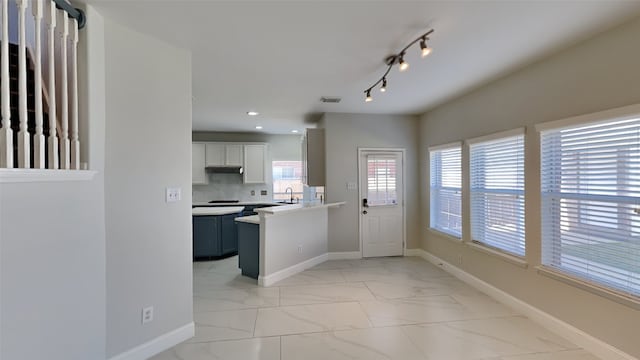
[[285, 187, 294, 203]]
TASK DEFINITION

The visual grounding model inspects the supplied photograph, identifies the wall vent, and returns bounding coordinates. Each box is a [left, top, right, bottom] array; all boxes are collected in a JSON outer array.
[[320, 97, 341, 103]]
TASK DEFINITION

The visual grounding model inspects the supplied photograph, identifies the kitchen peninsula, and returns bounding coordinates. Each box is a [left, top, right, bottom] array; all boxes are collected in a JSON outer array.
[[235, 202, 345, 286]]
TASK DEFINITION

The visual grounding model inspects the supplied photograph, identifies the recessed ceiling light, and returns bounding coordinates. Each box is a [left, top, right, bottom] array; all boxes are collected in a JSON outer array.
[[291, 130, 299, 133], [255, 125, 263, 130], [247, 111, 259, 116]]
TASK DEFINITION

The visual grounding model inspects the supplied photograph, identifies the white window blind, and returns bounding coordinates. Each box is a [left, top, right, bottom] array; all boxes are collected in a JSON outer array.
[[367, 154, 397, 206], [470, 132, 525, 256], [541, 117, 640, 298], [430, 145, 462, 237]]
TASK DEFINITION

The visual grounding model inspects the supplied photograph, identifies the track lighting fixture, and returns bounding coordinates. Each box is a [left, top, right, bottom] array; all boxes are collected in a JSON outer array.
[[364, 29, 434, 102]]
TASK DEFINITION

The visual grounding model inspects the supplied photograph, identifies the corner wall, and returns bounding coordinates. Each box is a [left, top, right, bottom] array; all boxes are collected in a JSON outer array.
[[104, 19, 193, 357], [419, 16, 640, 357], [322, 113, 420, 252]]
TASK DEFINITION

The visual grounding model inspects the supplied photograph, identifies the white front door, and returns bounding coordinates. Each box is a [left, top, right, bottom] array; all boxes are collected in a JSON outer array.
[[359, 149, 404, 257]]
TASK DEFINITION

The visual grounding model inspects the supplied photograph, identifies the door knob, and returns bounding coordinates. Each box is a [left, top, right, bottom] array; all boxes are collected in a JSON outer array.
[[362, 210, 368, 215]]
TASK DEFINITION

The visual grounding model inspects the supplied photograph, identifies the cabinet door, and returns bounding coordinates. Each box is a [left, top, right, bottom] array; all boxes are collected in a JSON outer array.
[[205, 143, 226, 167], [192, 143, 208, 185], [220, 214, 238, 254], [225, 144, 244, 166], [193, 216, 220, 258], [244, 144, 267, 184]]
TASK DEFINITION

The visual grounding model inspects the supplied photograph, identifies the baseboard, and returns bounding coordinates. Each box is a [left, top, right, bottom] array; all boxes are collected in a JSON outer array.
[[413, 249, 637, 360], [108, 322, 194, 360], [328, 251, 361, 260], [259, 253, 328, 287], [404, 248, 424, 257]]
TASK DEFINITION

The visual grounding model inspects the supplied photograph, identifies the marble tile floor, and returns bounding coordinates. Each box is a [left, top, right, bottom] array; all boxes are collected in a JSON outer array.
[[152, 256, 600, 360]]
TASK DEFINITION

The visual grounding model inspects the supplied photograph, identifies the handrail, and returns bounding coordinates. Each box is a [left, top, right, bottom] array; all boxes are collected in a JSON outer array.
[[53, 0, 85, 29]]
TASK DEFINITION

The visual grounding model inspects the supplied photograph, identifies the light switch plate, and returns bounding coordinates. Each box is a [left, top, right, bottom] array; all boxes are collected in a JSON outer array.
[[166, 187, 182, 202], [346, 182, 357, 190]]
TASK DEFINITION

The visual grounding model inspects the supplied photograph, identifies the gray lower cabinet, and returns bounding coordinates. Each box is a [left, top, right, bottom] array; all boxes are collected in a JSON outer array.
[[237, 222, 259, 279], [193, 213, 240, 260]]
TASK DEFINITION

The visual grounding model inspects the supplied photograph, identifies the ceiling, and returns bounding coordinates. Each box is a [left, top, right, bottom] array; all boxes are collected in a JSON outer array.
[[86, 1, 640, 134]]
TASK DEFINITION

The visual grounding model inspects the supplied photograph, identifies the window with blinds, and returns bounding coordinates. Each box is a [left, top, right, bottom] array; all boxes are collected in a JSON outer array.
[[430, 145, 462, 237], [541, 117, 640, 298], [469, 131, 525, 256], [367, 154, 397, 206]]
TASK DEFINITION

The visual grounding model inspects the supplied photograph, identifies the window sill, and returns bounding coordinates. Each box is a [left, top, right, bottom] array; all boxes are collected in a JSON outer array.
[[0, 169, 97, 183], [536, 266, 640, 310], [428, 228, 463, 243], [467, 242, 528, 269]]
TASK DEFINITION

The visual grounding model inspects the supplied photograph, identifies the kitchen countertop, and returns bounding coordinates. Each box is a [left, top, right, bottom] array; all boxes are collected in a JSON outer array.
[[192, 206, 245, 216], [255, 202, 345, 215], [234, 215, 259, 224], [192, 201, 281, 207]]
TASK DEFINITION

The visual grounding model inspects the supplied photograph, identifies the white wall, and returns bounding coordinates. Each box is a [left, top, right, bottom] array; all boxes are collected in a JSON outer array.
[[321, 113, 420, 252], [419, 16, 640, 358], [0, 181, 106, 360], [0, 5, 107, 360], [104, 19, 193, 358]]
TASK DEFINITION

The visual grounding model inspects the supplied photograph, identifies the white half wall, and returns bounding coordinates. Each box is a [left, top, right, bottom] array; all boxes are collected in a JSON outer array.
[[0, 5, 108, 359], [259, 206, 329, 286], [0, 180, 106, 360], [104, 18, 193, 358]]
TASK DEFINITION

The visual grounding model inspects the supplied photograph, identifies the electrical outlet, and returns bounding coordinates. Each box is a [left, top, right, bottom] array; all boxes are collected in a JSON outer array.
[[251, 190, 256, 196], [142, 306, 154, 324], [297, 245, 302, 253], [165, 187, 181, 203], [261, 190, 268, 196]]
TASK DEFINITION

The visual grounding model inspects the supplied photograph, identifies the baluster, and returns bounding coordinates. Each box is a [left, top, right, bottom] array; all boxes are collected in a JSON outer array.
[[57, 8, 68, 169], [32, 0, 44, 168], [16, 0, 29, 168], [69, 16, 78, 169], [0, 0, 13, 168], [46, 0, 56, 169]]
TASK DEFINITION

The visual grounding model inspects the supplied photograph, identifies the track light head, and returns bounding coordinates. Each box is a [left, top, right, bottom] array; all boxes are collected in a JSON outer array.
[[420, 38, 432, 58], [398, 53, 409, 72], [365, 89, 373, 102], [380, 78, 387, 92]]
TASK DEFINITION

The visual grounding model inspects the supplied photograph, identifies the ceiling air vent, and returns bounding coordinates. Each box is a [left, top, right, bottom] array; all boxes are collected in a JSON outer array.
[[320, 96, 341, 103]]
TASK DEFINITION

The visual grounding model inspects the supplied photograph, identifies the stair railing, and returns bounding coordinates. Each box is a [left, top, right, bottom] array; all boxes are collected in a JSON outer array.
[[0, 0, 85, 169]]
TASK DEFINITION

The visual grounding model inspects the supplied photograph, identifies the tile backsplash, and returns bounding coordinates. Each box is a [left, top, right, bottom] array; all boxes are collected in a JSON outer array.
[[193, 173, 273, 202]]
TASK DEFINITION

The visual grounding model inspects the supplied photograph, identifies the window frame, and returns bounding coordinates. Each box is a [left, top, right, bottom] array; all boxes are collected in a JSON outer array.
[[467, 128, 526, 257], [429, 141, 463, 238], [538, 107, 640, 300], [272, 160, 304, 201]]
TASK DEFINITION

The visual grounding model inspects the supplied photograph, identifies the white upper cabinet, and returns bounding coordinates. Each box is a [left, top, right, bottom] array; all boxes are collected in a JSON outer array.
[[192, 143, 208, 184], [225, 144, 244, 166], [194, 142, 268, 183], [243, 144, 268, 184], [205, 143, 244, 167], [205, 143, 226, 167]]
